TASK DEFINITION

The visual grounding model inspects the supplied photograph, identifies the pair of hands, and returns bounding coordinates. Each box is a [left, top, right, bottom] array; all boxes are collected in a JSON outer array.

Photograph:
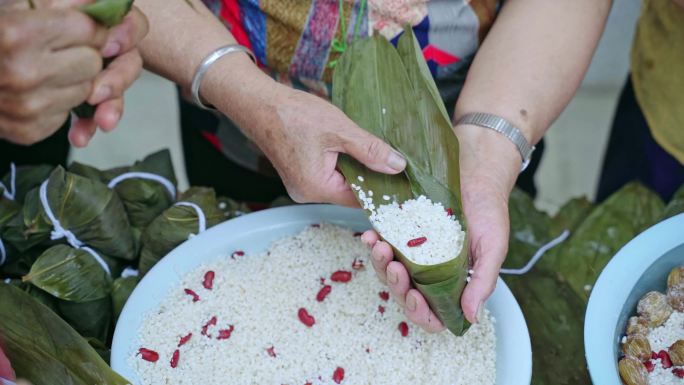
[[0, 0, 148, 147], [237, 85, 520, 330]]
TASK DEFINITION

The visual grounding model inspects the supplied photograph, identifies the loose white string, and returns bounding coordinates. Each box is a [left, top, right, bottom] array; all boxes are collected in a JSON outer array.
[[499, 229, 571, 275], [174, 202, 206, 235], [0, 163, 16, 201], [121, 266, 139, 278], [39, 179, 111, 276], [107, 172, 177, 200], [0, 236, 6, 266]]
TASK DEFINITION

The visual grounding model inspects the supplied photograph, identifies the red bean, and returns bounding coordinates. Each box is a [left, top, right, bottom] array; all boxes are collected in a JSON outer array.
[[658, 350, 673, 368], [331, 270, 352, 283], [138, 348, 159, 362], [446, 208, 453, 216], [217, 325, 235, 340], [673, 368, 684, 378], [184, 288, 200, 302], [407, 237, 427, 247], [379, 291, 389, 301], [398, 321, 409, 337], [203, 271, 215, 290], [644, 360, 654, 373], [316, 285, 332, 302], [267, 346, 277, 357], [332, 367, 345, 384], [231, 250, 245, 259], [170, 349, 180, 368], [201, 316, 218, 337], [178, 332, 192, 347], [378, 305, 385, 315], [298, 308, 316, 327]]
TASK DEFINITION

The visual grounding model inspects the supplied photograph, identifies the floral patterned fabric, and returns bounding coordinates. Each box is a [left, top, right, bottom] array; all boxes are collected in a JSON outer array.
[[198, 0, 499, 174]]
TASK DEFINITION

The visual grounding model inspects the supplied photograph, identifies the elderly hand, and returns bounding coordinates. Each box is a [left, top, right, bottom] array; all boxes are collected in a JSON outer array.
[[0, 0, 148, 147], [362, 124, 521, 331], [235, 85, 408, 206]]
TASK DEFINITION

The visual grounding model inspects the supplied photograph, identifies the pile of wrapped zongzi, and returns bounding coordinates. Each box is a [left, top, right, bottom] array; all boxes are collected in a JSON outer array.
[[0, 150, 247, 381]]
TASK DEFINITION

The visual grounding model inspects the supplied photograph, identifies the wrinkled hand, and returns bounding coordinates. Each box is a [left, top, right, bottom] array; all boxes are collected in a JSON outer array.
[[0, 0, 148, 147], [363, 124, 522, 331], [244, 87, 408, 206]]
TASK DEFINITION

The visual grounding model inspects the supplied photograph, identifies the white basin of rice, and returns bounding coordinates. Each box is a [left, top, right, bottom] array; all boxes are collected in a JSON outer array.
[[131, 224, 496, 385]]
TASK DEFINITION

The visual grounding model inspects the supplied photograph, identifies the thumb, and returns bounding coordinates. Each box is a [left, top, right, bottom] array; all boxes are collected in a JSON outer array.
[[459, 188, 510, 324], [340, 126, 406, 175]]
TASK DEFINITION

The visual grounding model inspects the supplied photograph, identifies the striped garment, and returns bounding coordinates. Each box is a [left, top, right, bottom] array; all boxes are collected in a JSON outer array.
[[198, 0, 499, 175]]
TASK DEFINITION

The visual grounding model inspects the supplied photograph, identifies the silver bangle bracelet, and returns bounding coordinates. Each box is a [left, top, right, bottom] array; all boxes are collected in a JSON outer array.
[[456, 112, 536, 172], [191, 44, 256, 111]]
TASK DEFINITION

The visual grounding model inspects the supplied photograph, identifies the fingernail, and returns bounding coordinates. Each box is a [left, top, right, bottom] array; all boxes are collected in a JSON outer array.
[[360, 232, 371, 245], [102, 41, 121, 57], [387, 268, 398, 285], [406, 293, 417, 312], [1, 377, 17, 385], [91, 85, 112, 105], [387, 150, 406, 172], [475, 301, 485, 324]]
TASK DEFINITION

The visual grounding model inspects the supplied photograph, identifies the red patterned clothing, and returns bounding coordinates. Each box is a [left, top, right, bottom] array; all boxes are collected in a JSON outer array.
[[198, 0, 499, 174]]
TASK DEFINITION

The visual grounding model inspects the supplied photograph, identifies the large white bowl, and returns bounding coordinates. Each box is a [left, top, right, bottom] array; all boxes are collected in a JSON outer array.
[[111, 204, 532, 384], [585, 213, 684, 384]]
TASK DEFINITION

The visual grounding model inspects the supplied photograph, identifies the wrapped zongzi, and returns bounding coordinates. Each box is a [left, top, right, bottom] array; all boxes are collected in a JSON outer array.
[[333, 29, 469, 335], [2, 167, 137, 259], [138, 187, 223, 274]]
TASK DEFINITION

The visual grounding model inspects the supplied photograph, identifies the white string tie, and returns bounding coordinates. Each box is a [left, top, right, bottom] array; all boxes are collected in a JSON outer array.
[[121, 266, 140, 278], [0, 163, 16, 201], [499, 229, 571, 275], [0, 236, 6, 266], [107, 171, 176, 200], [39, 179, 111, 276], [174, 202, 206, 236]]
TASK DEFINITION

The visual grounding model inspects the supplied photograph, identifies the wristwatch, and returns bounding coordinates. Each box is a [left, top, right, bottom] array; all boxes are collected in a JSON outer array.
[[457, 112, 536, 172]]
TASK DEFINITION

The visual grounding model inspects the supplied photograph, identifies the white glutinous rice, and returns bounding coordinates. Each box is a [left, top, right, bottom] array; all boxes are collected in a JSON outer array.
[[645, 311, 684, 385], [369, 195, 465, 265], [131, 224, 495, 385]]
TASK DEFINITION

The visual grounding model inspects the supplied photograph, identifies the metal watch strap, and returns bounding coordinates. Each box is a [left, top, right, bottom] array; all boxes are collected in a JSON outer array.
[[191, 44, 256, 111], [457, 112, 536, 172]]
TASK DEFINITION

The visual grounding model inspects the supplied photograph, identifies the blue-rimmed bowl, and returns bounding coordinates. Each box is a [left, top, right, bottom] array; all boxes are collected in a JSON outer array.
[[585, 213, 684, 384], [111, 204, 532, 384]]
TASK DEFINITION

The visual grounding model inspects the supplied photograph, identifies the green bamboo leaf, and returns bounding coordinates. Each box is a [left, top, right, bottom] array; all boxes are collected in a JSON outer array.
[[332, 31, 469, 335], [81, 0, 134, 28], [112, 276, 138, 322], [550, 196, 594, 237], [1, 164, 52, 204], [503, 188, 553, 270], [71, 150, 177, 230], [550, 182, 664, 302], [394, 27, 462, 217], [138, 187, 224, 274], [663, 184, 684, 220], [57, 296, 113, 342], [22, 245, 113, 302], [0, 284, 129, 384]]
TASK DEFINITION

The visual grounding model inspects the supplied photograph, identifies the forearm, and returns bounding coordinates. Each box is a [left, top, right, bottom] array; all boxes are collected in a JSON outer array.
[[455, 0, 612, 146], [135, 0, 276, 124]]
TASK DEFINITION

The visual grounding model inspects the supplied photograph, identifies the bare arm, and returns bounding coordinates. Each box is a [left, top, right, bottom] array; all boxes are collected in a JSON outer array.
[[369, 0, 612, 327], [135, 0, 406, 205]]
